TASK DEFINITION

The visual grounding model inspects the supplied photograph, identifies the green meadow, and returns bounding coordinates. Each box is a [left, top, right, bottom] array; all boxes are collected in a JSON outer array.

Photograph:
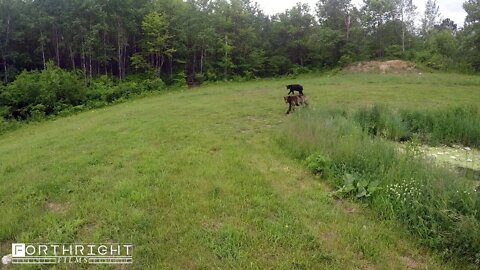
[[1, 72, 480, 269]]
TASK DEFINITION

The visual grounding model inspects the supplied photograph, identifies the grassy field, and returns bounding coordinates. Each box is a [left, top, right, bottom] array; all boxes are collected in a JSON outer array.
[[1, 72, 479, 269]]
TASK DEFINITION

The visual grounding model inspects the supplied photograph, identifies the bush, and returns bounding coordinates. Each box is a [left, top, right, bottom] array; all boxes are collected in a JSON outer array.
[[337, 55, 353, 67], [425, 53, 451, 70], [304, 153, 331, 175], [87, 75, 115, 101], [385, 45, 405, 59], [39, 62, 86, 109], [30, 104, 46, 121], [288, 65, 310, 77], [143, 78, 166, 91], [0, 66, 168, 124], [266, 55, 292, 75], [0, 70, 41, 119], [0, 62, 86, 119]]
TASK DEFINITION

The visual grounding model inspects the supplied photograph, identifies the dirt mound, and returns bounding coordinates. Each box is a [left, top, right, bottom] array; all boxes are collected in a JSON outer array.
[[344, 60, 416, 73]]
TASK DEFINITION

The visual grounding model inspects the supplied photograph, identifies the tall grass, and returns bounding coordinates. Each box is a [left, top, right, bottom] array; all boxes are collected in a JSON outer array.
[[401, 106, 480, 147], [353, 105, 480, 147], [278, 107, 480, 266]]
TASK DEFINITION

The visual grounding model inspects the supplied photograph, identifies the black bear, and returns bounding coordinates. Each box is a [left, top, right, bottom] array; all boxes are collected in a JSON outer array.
[[287, 84, 304, 96]]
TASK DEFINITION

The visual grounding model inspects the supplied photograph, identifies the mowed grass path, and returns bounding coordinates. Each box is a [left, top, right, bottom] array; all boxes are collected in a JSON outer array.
[[1, 73, 479, 269]]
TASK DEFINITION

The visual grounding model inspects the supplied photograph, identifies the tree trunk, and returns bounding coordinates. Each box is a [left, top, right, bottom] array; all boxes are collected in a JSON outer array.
[[40, 31, 46, 70], [117, 30, 122, 80], [123, 44, 127, 79], [159, 55, 165, 76], [169, 55, 173, 79], [2, 55, 6, 84], [103, 24, 108, 76], [193, 50, 197, 75], [54, 26, 61, 67], [224, 35, 228, 79], [3, 14, 11, 83], [42, 44, 46, 69], [89, 47, 93, 82], [69, 44, 75, 71], [81, 44, 87, 84], [345, 14, 351, 43], [200, 48, 204, 74], [204, 49, 207, 74], [401, 9, 406, 53]]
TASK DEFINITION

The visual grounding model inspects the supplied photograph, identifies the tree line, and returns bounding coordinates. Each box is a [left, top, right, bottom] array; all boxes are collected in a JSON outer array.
[[1, 0, 480, 85]]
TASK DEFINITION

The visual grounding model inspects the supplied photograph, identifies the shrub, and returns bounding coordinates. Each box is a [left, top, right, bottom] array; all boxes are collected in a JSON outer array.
[[87, 75, 115, 101], [30, 104, 46, 121], [0, 70, 41, 119], [425, 53, 450, 70], [266, 55, 292, 75], [304, 153, 331, 176], [289, 65, 310, 77], [38, 62, 86, 109], [337, 55, 353, 67], [0, 66, 168, 123], [385, 45, 404, 59], [0, 62, 85, 119], [143, 78, 166, 91]]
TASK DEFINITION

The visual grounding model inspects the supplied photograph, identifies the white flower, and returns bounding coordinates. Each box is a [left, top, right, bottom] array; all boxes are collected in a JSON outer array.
[[2, 254, 12, 265]]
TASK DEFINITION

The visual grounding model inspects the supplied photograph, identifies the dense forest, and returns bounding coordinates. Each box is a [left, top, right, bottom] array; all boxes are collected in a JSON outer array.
[[0, 0, 479, 121]]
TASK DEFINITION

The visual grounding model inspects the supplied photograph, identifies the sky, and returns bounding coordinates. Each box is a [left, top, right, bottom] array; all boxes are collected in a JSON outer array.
[[255, 0, 467, 27]]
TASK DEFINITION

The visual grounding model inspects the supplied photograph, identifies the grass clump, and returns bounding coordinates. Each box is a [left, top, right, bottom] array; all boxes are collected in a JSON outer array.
[[353, 104, 480, 148], [401, 106, 480, 147], [278, 108, 480, 266]]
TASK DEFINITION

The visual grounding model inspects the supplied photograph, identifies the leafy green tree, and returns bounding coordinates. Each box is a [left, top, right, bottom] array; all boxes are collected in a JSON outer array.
[[394, 0, 417, 53], [315, 0, 354, 64], [140, 11, 175, 77], [0, 0, 29, 83], [219, 34, 234, 79], [0, 0, 478, 86], [0, 62, 85, 118], [463, 0, 480, 70], [361, 0, 398, 57], [421, 0, 441, 36]]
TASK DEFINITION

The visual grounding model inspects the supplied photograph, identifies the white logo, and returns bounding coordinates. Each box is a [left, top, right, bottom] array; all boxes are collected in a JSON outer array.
[[5, 243, 133, 264], [12, 244, 25, 257]]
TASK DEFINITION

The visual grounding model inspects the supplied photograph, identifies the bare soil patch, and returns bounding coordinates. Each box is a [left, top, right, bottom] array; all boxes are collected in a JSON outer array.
[[45, 201, 68, 214], [344, 60, 417, 73]]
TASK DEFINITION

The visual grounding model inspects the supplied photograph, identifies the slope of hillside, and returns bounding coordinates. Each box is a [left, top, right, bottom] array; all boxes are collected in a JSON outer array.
[[1, 73, 479, 269]]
